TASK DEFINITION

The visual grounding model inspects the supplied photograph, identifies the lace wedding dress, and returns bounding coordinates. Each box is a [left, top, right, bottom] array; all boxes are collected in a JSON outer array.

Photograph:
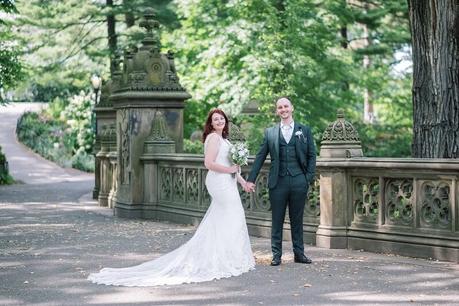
[[88, 133, 255, 286]]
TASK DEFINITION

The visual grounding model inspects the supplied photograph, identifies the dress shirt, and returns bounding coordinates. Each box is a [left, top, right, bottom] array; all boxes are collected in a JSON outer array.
[[280, 121, 294, 143]]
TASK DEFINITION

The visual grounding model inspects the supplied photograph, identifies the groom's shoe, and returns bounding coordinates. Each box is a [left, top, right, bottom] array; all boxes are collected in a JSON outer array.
[[270, 256, 281, 266], [294, 254, 312, 264]]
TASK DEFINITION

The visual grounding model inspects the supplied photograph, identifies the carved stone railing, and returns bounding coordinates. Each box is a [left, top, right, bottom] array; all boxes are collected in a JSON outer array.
[[139, 153, 320, 244], [316, 158, 459, 261], [100, 149, 459, 261]]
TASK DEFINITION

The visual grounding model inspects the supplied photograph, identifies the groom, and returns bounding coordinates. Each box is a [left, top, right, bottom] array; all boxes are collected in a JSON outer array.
[[245, 97, 316, 266]]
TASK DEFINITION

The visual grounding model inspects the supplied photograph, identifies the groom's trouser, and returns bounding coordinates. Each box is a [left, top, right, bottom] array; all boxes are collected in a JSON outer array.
[[269, 174, 308, 258]]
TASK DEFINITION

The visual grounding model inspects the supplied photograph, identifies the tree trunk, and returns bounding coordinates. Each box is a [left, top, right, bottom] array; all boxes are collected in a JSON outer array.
[[123, 0, 135, 28], [107, 0, 117, 76], [362, 21, 375, 124], [409, 0, 459, 158]]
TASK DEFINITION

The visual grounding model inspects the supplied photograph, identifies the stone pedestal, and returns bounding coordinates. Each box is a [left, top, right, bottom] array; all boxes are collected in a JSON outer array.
[[92, 70, 120, 200], [97, 124, 116, 207], [111, 9, 191, 218], [316, 109, 363, 249], [316, 169, 348, 248]]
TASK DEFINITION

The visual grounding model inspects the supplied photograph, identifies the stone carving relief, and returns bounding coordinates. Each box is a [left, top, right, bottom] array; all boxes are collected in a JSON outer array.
[[201, 169, 210, 206], [118, 109, 130, 185], [353, 177, 379, 223], [420, 181, 451, 229], [321, 109, 361, 142], [160, 167, 171, 201], [172, 168, 185, 202], [186, 169, 199, 204], [305, 178, 320, 218], [239, 170, 251, 209], [385, 179, 413, 226], [254, 172, 270, 211]]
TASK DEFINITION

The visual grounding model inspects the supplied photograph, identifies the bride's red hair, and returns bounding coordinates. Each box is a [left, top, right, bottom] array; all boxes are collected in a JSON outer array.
[[202, 108, 229, 143]]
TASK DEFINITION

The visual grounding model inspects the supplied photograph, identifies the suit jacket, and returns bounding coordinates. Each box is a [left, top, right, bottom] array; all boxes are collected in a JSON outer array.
[[248, 122, 316, 189]]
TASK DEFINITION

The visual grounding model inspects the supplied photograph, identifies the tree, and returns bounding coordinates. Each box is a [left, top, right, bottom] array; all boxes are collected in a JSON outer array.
[[408, 0, 459, 158], [12, 0, 177, 101], [0, 0, 23, 104], [170, 0, 355, 138]]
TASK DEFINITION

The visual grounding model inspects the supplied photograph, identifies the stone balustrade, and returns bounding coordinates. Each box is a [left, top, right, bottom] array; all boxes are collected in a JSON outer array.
[[317, 157, 459, 261], [100, 151, 459, 261], [139, 153, 320, 243]]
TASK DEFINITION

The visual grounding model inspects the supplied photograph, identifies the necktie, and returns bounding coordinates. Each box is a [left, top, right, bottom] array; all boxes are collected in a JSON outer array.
[[282, 125, 292, 143]]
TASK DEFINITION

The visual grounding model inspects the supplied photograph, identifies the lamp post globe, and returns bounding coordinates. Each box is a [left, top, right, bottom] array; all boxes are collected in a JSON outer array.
[[91, 74, 101, 104]]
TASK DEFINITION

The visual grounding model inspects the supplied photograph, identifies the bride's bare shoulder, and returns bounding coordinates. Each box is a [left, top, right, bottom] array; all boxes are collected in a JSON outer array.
[[206, 132, 222, 142]]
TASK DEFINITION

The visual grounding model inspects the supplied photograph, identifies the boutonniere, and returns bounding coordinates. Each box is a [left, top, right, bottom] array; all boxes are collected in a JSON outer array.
[[295, 129, 306, 142]]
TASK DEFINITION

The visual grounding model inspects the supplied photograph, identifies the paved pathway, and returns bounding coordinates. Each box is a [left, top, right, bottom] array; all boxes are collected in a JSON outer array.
[[1, 103, 459, 305], [0, 103, 92, 184]]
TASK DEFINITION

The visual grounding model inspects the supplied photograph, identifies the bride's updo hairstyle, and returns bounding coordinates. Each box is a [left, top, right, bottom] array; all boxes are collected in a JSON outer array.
[[202, 108, 229, 143]]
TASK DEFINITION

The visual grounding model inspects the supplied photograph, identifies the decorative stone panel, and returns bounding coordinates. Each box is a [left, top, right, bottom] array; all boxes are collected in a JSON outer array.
[[186, 169, 199, 204], [200, 169, 210, 207], [159, 166, 172, 201], [254, 172, 270, 211], [385, 178, 414, 226], [419, 180, 451, 230], [239, 170, 251, 209], [305, 177, 320, 219], [172, 168, 185, 202], [352, 177, 379, 224]]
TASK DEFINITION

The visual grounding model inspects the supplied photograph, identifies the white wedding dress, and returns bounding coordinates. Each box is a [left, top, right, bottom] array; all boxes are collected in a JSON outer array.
[[88, 133, 255, 286]]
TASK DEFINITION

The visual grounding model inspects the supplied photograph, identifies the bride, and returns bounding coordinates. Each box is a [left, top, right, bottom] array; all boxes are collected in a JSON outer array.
[[88, 108, 255, 286]]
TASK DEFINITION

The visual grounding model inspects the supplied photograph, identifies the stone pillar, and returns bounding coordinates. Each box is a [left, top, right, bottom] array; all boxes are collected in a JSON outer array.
[[111, 9, 191, 218], [141, 111, 176, 218], [107, 150, 118, 209], [97, 124, 116, 207], [316, 109, 363, 248], [93, 61, 121, 200]]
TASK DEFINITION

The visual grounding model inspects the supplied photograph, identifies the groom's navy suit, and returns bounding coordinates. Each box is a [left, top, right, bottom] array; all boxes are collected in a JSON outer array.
[[248, 122, 316, 258]]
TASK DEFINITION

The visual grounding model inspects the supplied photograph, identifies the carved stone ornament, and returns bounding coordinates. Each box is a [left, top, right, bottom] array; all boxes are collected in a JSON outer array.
[[114, 8, 187, 93], [321, 109, 361, 143], [143, 110, 175, 154], [320, 109, 363, 158]]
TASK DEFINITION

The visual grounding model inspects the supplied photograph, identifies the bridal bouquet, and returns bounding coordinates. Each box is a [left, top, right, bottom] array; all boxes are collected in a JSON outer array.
[[229, 142, 249, 177]]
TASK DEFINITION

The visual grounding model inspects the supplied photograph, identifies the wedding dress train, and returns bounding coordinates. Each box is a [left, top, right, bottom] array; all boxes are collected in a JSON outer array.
[[88, 133, 255, 286]]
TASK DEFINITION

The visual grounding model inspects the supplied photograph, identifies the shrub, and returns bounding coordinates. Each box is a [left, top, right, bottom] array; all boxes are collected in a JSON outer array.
[[71, 151, 95, 172], [16, 100, 95, 173], [61, 91, 95, 155], [0, 145, 13, 185], [183, 139, 204, 154]]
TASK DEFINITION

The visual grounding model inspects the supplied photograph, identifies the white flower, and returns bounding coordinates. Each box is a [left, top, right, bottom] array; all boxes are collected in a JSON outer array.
[[295, 130, 303, 136], [229, 141, 249, 166]]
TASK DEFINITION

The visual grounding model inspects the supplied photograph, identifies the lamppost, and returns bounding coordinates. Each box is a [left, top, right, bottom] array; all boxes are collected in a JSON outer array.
[[91, 74, 102, 104], [90, 74, 102, 136], [90, 74, 102, 200]]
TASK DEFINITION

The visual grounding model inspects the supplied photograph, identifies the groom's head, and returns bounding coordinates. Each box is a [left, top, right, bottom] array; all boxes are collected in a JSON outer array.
[[276, 97, 294, 120]]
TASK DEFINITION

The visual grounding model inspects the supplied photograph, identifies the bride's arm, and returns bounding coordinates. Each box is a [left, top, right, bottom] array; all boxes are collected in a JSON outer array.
[[204, 134, 238, 174], [236, 172, 247, 188]]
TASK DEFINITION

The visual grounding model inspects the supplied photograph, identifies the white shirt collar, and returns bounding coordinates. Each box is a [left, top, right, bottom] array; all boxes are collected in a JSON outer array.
[[280, 121, 294, 129]]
